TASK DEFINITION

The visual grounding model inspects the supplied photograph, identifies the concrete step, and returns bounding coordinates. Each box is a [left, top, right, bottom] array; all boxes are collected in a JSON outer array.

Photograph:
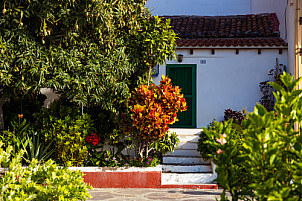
[[177, 135, 200, 143], [177, 142, 198, 150], [162, 165, 212, 173], [166, 149, 201, 157], [169, 128, 203, 136], [163, 129, 215, 185], [162, 173, 217, 185], [163, 156, 209, 165]]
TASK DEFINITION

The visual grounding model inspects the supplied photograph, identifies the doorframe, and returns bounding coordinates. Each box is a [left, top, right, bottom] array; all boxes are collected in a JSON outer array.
[[166, 64, 196, 128]]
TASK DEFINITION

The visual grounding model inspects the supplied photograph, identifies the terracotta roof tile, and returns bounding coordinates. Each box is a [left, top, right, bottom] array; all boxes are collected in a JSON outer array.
[[163, 13, 287, 47], [176, 38, 287, 47]]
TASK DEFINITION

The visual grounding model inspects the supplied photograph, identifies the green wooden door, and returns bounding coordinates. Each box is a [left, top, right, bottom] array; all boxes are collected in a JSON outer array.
[[167, 64, 196, 128]]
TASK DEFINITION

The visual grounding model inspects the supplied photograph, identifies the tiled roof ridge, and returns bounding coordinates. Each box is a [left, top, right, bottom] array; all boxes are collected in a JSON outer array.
[[168, 13, 281, 38], [176, 38, 287, 47], [270, 13, 280, 32], [177, 37, 283, 40], [161, 13, 286, 47]]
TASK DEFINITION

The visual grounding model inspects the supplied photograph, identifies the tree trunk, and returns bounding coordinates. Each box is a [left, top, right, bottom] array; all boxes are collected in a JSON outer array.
[[145, 144, 148, 159], [147, 66, 152, 86], [139, 143, 144, 160], [0, 96, 5, 130]]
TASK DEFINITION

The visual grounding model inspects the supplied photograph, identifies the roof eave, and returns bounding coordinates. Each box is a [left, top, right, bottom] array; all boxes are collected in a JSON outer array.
[[176, 45, 288, 49]]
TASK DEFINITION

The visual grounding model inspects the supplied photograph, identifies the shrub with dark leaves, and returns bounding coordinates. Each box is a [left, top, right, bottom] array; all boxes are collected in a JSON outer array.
[[224, 109, 245, 125]]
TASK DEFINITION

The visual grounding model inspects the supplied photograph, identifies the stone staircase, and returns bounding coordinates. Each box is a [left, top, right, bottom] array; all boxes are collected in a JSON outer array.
[[162, 129, 217, 185]]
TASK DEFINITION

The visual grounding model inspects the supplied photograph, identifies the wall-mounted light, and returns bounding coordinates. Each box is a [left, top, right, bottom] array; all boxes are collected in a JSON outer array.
[[177, 54, 183, 63]]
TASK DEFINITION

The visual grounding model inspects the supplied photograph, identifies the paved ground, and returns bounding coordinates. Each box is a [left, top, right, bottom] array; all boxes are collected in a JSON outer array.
[[88, 188, 226, 201]]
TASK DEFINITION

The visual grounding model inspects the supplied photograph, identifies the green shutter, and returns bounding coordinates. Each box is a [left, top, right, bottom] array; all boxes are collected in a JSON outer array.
[[167, 64, 196, 128]]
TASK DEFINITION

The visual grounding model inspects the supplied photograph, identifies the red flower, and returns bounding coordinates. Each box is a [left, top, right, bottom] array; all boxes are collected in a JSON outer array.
[[86, 133, 100, 146]]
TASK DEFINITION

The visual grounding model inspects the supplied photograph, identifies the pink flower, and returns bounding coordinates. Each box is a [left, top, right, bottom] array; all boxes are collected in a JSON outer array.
[[216, 134, 227, 145], [217, 149, 223, 154], [147, 162, 149, 165]]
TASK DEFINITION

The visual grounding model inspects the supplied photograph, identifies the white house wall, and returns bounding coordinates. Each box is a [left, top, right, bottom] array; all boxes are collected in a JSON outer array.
[[146, 0, 251, 16], [250, 0, 295, 75], [287, 2, 296, 77], [153, 49, 288, 127]]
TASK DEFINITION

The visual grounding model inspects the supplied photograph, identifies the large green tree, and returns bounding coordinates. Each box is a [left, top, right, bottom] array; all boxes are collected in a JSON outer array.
[[0, 0, 177, 128]]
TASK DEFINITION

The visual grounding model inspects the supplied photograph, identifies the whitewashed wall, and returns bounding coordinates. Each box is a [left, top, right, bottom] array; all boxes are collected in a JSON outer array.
[[146, 0, 251, 16], [153, 48, 288, 127], [250, 0, 294, 75]]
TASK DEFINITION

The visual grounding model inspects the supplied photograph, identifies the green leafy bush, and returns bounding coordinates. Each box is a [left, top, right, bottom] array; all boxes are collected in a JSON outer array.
[[0, 0, 176, 126], [84, 133, 126, 167], [198, 109, 247, 161], [32, 101, 95, 166], [205, 119, 251, 200], [34, 99, 124, 148], [33, 100, 82, 132], [207, 72, 302, 200], [0, 118, 53, 165], [125, 155, 160, 167], [197, 121, 220, 161], [87, 107, 121, 143], [84, 132, 161, 167], [0, 142, 92, 200], [44, 114, 95, 166], [0, 129, 26, 158], [22, 132, 54, 164], [149, 131, 179, 156]]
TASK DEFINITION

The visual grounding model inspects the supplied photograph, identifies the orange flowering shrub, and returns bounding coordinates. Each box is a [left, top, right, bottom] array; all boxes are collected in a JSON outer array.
[[122, 75, 187, 142]]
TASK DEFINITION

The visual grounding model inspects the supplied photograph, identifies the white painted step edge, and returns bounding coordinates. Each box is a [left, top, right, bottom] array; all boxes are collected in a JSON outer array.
[[162, 165, 212, 173], [177, 135, 200, 143], [162, 172, 217, 185], [166, 149, 201, 157], [169, 128, 203, 135], [163, 157, 210, 165]]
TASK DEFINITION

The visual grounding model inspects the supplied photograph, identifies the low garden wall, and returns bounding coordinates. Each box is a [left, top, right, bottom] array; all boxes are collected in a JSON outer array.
[[69, 166, 162, 188]]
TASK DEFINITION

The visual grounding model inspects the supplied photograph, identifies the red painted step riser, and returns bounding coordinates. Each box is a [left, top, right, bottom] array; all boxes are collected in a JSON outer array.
[[83, 172, 218, 189], [84, 172, 162, 188]]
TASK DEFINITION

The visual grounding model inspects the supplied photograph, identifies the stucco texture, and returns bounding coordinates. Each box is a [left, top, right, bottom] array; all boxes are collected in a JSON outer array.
[[153, 48, 288, 127]]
